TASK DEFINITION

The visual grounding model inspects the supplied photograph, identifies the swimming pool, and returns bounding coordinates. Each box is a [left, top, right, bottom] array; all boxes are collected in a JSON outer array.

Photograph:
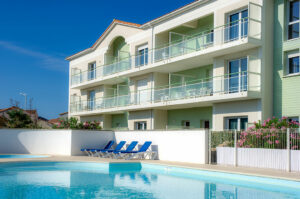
[[0, 154, 49, 158], [0, 162, 299, 199]]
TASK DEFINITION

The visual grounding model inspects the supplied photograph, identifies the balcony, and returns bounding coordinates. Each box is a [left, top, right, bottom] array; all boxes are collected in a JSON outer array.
[[70, 72, 261, 115], [70, 16, 262, 89]]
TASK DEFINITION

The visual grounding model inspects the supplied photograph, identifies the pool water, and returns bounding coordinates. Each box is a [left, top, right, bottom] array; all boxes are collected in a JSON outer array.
[[0, 162, 299, 199], [0, 155, 48, 159]]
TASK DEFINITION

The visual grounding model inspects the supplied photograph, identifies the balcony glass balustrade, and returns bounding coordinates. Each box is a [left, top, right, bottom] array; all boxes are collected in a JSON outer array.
[[70, 71, 260, 114], [71, 18, 260, 86]]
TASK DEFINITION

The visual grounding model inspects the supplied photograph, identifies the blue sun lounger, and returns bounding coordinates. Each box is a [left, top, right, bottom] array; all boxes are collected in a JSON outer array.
[[81, 140, 114, 157], [114, 141, 156, 160], [98, 141, 127, 158], [111, 141, 139, 159]]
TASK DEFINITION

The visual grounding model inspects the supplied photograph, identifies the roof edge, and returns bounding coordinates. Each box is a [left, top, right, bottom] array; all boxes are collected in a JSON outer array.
[[66, 19, 141, 61], [66, 0, 210, 61]]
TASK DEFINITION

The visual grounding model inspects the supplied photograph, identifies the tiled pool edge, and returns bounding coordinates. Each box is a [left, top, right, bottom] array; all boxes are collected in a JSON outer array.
[[0, 156, 299, 182]]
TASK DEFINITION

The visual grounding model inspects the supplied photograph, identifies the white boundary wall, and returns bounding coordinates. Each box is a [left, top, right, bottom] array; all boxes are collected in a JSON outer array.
[[0, 129, 208, 164], [115, 130, 208, 164], [217, 147, 300, 172], [0, 129, 114, 156]]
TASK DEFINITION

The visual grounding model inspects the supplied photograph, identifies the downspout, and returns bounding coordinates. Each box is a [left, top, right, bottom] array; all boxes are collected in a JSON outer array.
[[151, 24, 155, 63]]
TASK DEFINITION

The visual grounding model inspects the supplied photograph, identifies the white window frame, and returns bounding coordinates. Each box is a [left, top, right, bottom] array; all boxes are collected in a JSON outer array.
[[225, 116, 248, 131], [287, 0, 300, 40], [227, 56, 249, 92], [226, 8, 249, 40], [135, 121, 147, 130], [88, 62, 96, 80], [286, 51, 300, 75]]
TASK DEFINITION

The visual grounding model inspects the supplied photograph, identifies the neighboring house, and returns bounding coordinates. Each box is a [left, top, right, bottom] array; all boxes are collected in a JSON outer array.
[[273, 0, 300, 123], [59, 112, 68, 119], [49, 112, 68, 126], [37, 116, 52, 129], [48, 118, 60, 126], [0, 106, 38, 124], [67, 0, 274, 131]]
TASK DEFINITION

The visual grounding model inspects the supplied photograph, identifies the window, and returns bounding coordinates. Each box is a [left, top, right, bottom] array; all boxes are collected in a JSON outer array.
[[228, 57, 248, 93], [226, 117, 248, 131], [136, 45, 148, 67], [287, 52, 300, 75], [226, 9, 248, 41], [88, 62, 96, 80], [135, 121, 147, 130], [289, 117, 299, 123], [288, 0, 300, 40], [88, 90, 95, 110], [182, 120, 190, 129]]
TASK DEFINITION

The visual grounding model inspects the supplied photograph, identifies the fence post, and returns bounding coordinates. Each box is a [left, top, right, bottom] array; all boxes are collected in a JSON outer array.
[[234, 130, 237, 167], [287, 128, 291, 172]]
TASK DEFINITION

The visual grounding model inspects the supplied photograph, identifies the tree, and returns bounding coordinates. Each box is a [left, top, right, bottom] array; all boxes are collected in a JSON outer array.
[[6, 110, 34, 128]]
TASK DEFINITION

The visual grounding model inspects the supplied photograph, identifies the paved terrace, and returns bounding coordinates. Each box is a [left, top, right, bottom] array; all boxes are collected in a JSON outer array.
[[0, 155, 299, 182]]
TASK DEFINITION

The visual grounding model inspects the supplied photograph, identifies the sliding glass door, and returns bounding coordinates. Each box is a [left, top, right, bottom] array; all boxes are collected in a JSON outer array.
[[228, 57, 248, 93], [226, 9, 248, 41]]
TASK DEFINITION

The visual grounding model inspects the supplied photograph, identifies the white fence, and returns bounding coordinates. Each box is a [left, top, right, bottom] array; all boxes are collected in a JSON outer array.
[[0, 129, 208, 164], [216, 147, 300, 172], [211, 129, 300, 172]]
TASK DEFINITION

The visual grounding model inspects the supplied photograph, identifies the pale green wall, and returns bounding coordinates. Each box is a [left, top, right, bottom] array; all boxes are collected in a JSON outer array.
[[169, 65, 213, 86], [273, 0, 300, 118], [167, 107, 212, 129], [111, 113, 128, 129], [156, 14, 214, 49]]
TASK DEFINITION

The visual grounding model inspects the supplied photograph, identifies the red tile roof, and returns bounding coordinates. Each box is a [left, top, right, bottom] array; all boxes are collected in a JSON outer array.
[[48, 118, 60, 124]]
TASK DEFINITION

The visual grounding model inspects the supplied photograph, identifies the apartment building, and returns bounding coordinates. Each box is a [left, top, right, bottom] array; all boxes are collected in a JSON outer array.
[[66, 0, 274, 131], [273, 0, 300, 122]]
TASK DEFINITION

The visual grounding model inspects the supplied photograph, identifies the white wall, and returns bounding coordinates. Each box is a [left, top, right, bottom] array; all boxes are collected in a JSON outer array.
[[0, 129, 114, 156], [114, 130, 208, 164], [0, 129, 72, 155], [0, 129, 208, 164]]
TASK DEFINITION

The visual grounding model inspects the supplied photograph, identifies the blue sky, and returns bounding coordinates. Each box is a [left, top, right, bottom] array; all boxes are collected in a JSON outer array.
[[0, 0, 194, 119]]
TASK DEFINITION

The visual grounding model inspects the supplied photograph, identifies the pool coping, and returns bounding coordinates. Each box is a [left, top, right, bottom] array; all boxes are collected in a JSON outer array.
[[0, 155, 299, 182]]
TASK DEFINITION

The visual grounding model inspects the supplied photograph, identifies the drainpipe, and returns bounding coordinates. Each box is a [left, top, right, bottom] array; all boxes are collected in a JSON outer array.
[[151, 25, 155, 64]]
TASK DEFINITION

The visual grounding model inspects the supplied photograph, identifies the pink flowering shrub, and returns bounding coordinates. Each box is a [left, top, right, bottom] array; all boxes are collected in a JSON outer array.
[[238, 117, 299, 149], [53, 117, 101, 130]]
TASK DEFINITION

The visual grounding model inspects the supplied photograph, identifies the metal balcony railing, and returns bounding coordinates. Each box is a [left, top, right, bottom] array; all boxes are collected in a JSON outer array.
[[71, 18, 261, 86], [70, 72, 260, 114]]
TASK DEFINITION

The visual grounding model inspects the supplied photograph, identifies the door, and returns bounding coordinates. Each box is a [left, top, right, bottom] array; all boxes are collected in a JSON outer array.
[[137, 79, 149, 104], [229, 59, 240, 93], [88, 63, 96, 80], [227, 9, 248, 41], [241, 10, 248, 37], [88, 90, 95, 110], [229, 13, 240, 41], [204, 120, 210, 129], [228, 58, 248, 93], [137, 48, 148, 67]]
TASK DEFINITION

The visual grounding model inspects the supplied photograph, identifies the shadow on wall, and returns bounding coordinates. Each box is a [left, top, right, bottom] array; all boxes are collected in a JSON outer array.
[[0, 130, 29, 154], [70, 130, 117, 156]]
